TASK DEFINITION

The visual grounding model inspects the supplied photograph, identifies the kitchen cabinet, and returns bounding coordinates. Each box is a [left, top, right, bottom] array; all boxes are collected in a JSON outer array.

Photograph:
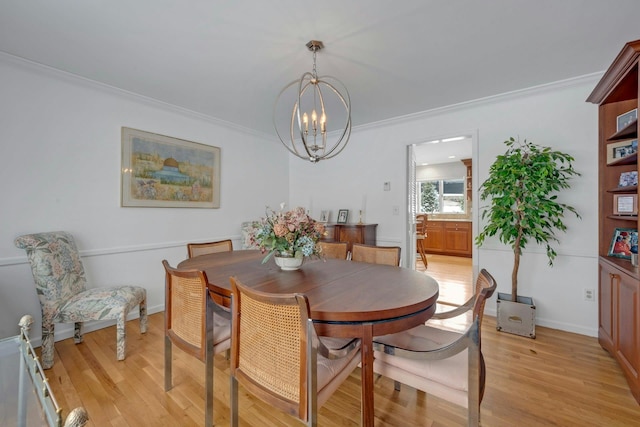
[[422, 220, 471, 257]]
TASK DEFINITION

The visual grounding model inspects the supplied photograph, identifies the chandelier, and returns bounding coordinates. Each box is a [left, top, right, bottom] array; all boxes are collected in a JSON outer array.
[[273, 40, 351, 163]]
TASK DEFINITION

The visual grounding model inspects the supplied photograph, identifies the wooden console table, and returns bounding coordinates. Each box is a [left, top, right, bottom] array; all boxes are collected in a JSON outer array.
[[325, 223, 377, 252]]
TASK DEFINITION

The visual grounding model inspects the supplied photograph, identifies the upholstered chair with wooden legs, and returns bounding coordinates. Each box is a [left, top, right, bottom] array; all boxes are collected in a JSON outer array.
[[162, 260, 231, 427], [351, 243, 402, 266], [14, 231, 147, 369], [187, 239, 233, 258], [372, 269, 497, 426], [318, 241, 348, 260], [229, 276, 361, 427], [415, 213, 428, 268]]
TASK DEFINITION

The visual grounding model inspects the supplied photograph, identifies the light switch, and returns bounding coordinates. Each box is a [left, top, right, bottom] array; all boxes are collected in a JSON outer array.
[[383, 182, 391, 191]]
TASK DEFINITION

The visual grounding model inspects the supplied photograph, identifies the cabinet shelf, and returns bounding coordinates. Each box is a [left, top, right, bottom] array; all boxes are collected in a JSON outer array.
[[607, 152, 637, 166], [607, 119, 638, 141], [607, 214, 639, 221], [608, 185, 638, 193]]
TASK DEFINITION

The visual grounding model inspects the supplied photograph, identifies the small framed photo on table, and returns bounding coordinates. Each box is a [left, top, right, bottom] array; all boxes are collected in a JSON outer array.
[[319, 210, 330, 223], [608, 228, 638, 259], [337, 209, 349, 224], [613, 194, 638, 215]]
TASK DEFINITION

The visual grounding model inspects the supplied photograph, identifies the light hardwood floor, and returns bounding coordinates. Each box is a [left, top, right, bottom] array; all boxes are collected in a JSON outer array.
[[43, 256, 640, 426]]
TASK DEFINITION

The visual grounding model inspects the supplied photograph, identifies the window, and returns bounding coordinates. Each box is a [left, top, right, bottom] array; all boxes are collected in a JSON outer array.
[[419, 178, 465, 213]]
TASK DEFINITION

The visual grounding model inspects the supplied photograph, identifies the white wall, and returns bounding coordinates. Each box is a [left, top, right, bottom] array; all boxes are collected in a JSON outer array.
[[416, 161, 467, 181], [0, 54, 289, 340], [290, 75, 600, 336], [0, 51, 602, 340]]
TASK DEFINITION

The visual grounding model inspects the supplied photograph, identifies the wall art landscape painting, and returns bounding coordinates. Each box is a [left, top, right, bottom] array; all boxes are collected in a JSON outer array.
[[121, 127, 220, 208]]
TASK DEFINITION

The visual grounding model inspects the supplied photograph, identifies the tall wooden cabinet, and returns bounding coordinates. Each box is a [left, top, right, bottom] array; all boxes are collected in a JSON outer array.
[[587, 39, 640, 405]]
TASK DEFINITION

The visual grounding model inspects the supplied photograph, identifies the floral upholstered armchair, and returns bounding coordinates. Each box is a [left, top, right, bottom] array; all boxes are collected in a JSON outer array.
[[14, 231, 147, 369]]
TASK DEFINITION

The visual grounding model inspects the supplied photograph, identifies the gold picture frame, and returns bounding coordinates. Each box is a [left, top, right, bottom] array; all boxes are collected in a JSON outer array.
[[121, 127, 221, 208]]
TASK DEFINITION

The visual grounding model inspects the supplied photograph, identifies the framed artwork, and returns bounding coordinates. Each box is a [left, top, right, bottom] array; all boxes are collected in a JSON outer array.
[[337, 209, 349, 224], [121, 127, 220, 208], [617, 108, 638, 131], [613, 194, 638, 215], [319, 210, 330, 223], [606, 139, 638, 165], [608, 228, 638, 259], [619, 171, 638, 187]]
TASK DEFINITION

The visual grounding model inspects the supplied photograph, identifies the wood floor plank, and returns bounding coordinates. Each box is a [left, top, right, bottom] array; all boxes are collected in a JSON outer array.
[[39, 255, 640, 426]]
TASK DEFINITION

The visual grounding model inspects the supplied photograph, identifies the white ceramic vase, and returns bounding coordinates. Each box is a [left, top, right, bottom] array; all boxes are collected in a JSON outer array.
[[274, 254, 304, 271]]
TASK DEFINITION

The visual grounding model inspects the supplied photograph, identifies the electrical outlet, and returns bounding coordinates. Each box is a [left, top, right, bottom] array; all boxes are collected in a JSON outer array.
[[584, 288, 595, 302], [383, 182, 391, 191]]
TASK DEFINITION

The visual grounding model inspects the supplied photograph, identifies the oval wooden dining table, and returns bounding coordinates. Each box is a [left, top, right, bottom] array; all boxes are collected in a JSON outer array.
[[178, 250, 439, 426]]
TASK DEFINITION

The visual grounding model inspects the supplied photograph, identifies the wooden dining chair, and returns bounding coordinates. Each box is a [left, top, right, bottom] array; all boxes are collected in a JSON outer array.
[[318, 241, 349, 259], [351, 243, 402, 266], [187, 239, 233, 258], [416, 214, 428, 268], [229, 276, 361, 427], [372, 269, 497, 426], [162, 260, 231, 427]]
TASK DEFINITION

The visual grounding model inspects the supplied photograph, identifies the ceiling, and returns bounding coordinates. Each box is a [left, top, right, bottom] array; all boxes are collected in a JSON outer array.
[[2, 1, 640, 160]]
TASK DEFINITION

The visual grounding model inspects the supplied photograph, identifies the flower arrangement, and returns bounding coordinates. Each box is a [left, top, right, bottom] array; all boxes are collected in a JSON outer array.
[[248, 205, 326, 263]]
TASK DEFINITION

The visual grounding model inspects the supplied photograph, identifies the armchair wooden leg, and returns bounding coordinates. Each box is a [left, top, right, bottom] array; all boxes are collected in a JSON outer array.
[[231, 376, 239, 427], [164, 336, 172, 391]]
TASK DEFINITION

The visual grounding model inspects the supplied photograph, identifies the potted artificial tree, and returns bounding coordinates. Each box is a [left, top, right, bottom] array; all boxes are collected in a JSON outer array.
[[475, 137, 581, 338]]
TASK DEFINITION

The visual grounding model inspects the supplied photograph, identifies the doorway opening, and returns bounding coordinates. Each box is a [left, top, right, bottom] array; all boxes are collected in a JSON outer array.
[[407, 132, 478, 306]]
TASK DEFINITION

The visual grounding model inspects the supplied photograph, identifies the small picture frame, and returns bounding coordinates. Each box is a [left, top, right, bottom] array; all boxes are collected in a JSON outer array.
[[617, 108, 638, 131], [619, 171, 639, 187], [608, 228, 638, 259], [319, 210, 330, 223], [337, 209, 349, 224], [613, 194, 638, 215], [607, 139, 638, 165]]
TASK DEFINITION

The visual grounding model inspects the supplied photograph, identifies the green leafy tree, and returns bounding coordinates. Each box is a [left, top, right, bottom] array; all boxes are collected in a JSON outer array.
[[475, 137, 581, 301], [421, 181, 439, 212]]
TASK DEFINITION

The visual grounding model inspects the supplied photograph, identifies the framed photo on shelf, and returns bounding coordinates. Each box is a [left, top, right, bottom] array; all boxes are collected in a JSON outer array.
[[613, 194, 638, 215], [619, 171, 639, 187], [337, 209, 349, 224], [319, 210, 330, 223], [608, 227, 638, 259], [617, 108, 638, 131], [606, 139, 638, 165]]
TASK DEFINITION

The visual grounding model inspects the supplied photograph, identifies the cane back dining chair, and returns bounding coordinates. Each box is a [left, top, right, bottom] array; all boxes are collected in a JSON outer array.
[[162, 260, 231, 427], [415, 214, 428, 268], [229, 276, 361, 427], [318, 241, 348, 260], [187, 239, 233, 258], [351, 243, 402, 266], [14, 231, 147, 369], [372, 269, 497, 426]]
